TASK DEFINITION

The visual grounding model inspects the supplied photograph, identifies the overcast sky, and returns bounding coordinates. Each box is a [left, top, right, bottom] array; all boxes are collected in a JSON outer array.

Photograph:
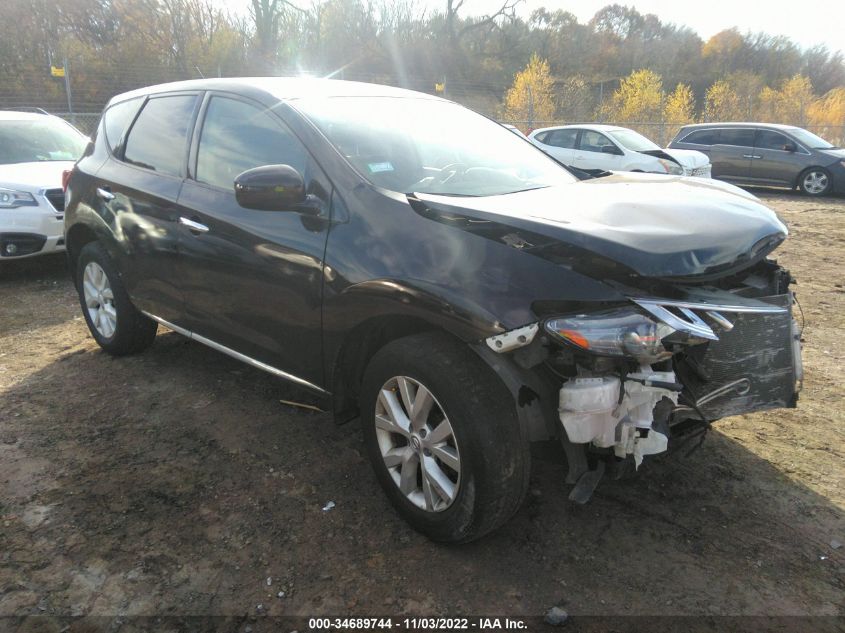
[[220, 0, 844, 53]]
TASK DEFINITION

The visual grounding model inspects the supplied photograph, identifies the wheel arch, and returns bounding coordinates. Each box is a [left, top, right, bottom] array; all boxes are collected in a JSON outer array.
[[66, 223, 99, 281], [329, 314, 445, 424], [795, 165, 830, 190], [328, 311, 560, 444]]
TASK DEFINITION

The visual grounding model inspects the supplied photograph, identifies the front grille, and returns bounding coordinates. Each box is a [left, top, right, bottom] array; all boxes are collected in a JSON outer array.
[[687, 165, 712, 177], [675, 293, 796, 419], [44, 188, 65, 212]]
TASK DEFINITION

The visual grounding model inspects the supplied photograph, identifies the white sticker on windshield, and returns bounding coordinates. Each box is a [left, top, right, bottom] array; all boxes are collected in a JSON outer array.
[[367, 161, 394, 173]]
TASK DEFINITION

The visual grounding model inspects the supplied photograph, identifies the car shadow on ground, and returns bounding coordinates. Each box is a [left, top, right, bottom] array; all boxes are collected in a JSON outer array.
[[1, 330, 842, 622]]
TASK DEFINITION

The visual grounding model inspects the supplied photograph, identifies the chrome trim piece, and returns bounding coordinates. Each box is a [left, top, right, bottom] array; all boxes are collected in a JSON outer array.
[[705, 310, 734, 331], [96, 187, 115, 201], [178, 217, 210, 233], [636, 302, 718, 341], [633, 298, 787, 315], [695, 378, 751, 407], [633, 298, 787, 342], [141, 311, 329, 395]]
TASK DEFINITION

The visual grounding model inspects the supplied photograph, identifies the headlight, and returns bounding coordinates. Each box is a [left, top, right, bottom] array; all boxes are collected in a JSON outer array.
[[545, 307, 676, 363], [657, 159, 683, 176], [0, 188, 37, 208]]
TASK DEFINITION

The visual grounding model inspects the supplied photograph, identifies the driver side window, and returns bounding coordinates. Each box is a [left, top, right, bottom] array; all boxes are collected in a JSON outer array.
[[579, 130, 615, 153], [196, 97, 306, 190]]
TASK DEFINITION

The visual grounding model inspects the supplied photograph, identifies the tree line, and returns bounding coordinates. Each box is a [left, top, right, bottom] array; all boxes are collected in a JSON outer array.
[[1, 0, 843, 134], [504, 59, 845, 132]]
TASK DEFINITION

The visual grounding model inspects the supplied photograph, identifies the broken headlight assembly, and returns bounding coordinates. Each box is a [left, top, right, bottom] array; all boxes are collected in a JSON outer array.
[[544, 307, 680, 364]]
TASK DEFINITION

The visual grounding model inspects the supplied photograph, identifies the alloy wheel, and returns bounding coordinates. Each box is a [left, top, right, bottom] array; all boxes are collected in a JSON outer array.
[[82, 261, 117, 338], [803, 170, 829, 195], [374, 376, 461, 512]]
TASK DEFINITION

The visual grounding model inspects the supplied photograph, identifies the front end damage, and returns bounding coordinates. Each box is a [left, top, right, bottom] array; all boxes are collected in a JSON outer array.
[[482, 260, 803, 502]]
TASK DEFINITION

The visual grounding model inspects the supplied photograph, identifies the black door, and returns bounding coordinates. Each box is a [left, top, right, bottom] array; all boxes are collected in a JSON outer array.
[[176, 94, 332, 390], [95, 93, 199, 325]]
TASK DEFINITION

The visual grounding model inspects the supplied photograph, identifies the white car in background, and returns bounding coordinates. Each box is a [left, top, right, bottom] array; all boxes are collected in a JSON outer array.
[[529, 124, 711, 178], [0, 110, 87, 260]]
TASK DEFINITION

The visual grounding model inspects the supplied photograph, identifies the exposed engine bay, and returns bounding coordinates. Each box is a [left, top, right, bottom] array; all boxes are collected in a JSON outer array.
[[484, 258, 803, 502]]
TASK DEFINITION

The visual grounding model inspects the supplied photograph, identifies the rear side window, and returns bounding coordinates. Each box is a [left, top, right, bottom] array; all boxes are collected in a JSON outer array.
[[719, 129, 755, 147], [533, 131, 549, 144], [547, 129, 579, 149], [123, 95, 197, 177], [680, 129, 720, 145], [195, 97, 306, 190], [103, 98, 143, 154], [755, 129, 792, 151]]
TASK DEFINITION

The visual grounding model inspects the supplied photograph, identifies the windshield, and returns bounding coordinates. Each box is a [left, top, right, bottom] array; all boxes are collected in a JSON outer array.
[[607, 129, 661, 152], [0, 117, 87, 165], [787, 127, 835, 149], [294, 97, 576, 196]]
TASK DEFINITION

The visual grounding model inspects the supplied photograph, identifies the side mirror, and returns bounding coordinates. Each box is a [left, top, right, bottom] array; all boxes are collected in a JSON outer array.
[[234, 164, 306, 211], [782, 142, 797, 152], [601, 144, 621, 155]]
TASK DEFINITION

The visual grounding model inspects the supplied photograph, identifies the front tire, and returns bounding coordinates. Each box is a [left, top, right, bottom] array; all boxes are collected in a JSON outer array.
[[360, 332, 530, 543], [76, 242, 157, 355], [798, 168, 832, 196]]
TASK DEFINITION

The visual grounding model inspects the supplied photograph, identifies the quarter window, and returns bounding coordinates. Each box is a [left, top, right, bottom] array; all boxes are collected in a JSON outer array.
[[123, 95, 197, 177], [103, 98, 143, 154], [546, 129, 579, 149], [719, 129, 755, 147], [196, 97, 306, 190]]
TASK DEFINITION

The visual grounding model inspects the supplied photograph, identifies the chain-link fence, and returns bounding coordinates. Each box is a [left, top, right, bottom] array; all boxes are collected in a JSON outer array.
[[55, 112, 101, 135], [40, 111, 845, 150]]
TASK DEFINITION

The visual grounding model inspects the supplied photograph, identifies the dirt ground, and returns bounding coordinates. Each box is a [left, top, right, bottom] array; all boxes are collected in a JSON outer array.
[[1, 190, 843, 629]]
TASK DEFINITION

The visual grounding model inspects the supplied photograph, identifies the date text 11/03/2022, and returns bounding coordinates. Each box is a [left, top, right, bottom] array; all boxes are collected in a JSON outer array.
[[308, 617, 530, 630]]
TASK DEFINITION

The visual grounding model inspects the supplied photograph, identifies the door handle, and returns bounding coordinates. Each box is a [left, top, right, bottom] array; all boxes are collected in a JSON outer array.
[[178, 217, 209, 233], [96, 187, 115, 201], [742, 154, 763, 159]]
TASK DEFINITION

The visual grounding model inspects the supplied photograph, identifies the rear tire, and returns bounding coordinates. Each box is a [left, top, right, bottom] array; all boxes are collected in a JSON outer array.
[[798, 167, 832, 196], [360, 332, 530, 543], [76, 242, 157, 355]]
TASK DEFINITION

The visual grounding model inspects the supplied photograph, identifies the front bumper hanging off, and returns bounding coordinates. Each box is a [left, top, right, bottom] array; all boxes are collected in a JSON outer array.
[[484, 288, 802, 502]]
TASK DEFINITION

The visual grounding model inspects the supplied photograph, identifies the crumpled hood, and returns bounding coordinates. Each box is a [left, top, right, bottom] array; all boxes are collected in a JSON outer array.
[[0, 161, 76, 192], [414, 172, 788, 279], [661, 148, 710, 169]]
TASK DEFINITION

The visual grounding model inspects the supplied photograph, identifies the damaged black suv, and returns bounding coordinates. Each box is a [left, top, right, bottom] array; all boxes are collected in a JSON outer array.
[[64, 78, 802, 542]]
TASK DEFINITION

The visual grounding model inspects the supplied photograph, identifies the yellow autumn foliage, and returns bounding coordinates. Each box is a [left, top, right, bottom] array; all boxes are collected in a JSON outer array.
[[600, 69, 664, 122], [503, 54, 557, 125], [704, 80, 744, 121], [663, 83, 695, 125]]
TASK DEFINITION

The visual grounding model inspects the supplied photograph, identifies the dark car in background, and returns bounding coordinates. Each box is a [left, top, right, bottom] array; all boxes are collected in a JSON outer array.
[[64, 78, 802, 542], [669, 122, 845, 196]]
